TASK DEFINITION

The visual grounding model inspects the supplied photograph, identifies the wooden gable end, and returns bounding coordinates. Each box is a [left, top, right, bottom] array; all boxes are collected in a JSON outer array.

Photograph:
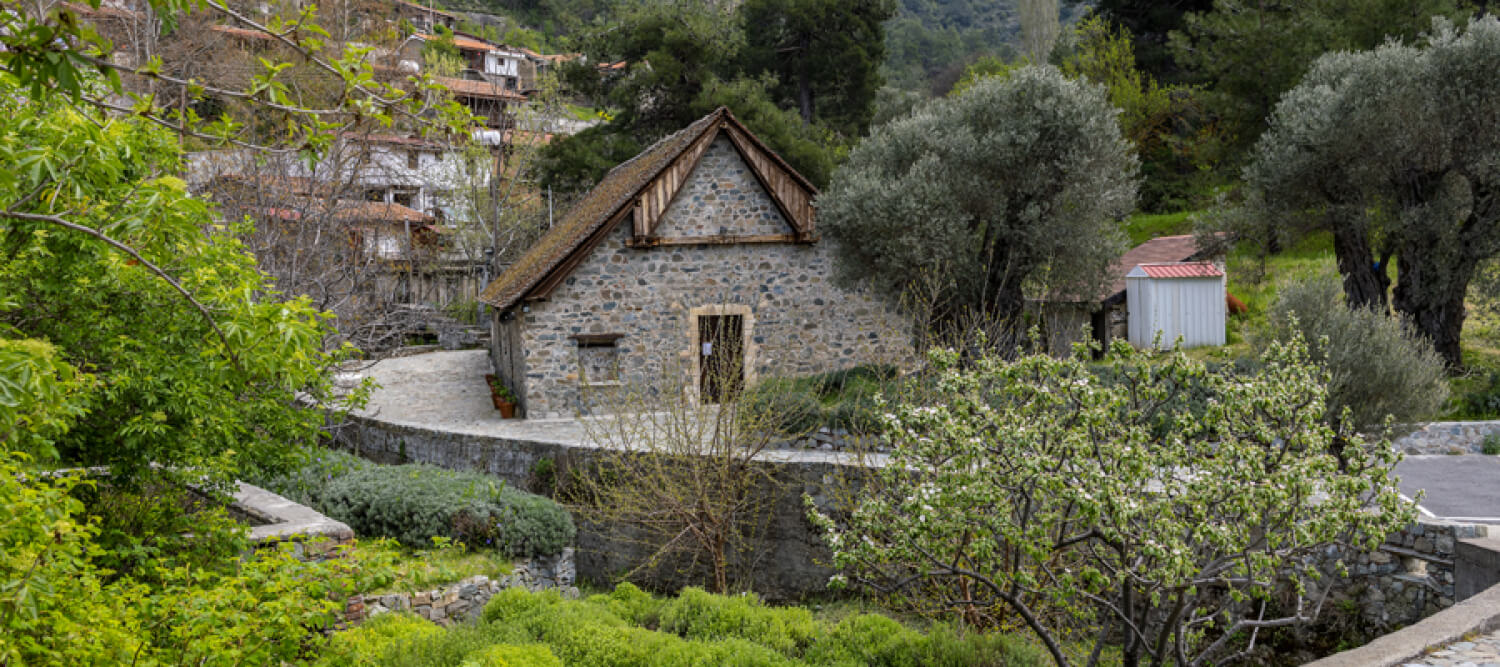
[[627, 119, 818, 248]]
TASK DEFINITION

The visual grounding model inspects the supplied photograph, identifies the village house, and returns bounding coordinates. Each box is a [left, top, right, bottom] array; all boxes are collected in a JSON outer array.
[[478, 107, 913, 419], [1037, 234, 1227, 354]]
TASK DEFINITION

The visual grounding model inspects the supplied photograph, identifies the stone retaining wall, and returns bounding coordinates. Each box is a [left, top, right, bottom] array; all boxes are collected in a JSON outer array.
[[345, 548, 577, 626], [1316, 520, 1489, 632], [336, 413, 861, 601], [1392, 421, 1500, 455]]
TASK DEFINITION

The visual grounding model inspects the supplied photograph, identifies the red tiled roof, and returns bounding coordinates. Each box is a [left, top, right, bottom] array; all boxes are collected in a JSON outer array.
[[417, 32, 498, 53], [1133, 261, 1223, 279], [436, 76, 528, 102], [330, 201, 435, 225], [1101, 234, 1218, 302]]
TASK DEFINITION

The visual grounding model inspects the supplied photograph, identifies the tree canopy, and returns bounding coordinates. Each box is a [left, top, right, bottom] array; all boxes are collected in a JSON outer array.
[[817, 66, 1137, 337], [741, 0, 894, 137], [0, 73, 360, 486], [1241, 15, 1500, 368], [812, 337, 1413, 666], [1169, 0, 1466, 154]]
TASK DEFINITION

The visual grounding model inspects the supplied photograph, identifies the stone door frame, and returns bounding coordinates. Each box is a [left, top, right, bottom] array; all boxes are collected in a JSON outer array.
[[686, 304, 756, 404]]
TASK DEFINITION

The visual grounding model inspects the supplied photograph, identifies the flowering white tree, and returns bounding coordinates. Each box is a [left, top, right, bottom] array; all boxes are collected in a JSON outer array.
[[810, 337, 1414, 666]]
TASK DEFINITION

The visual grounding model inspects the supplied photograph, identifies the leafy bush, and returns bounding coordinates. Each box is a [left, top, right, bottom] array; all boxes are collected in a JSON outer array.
[[0, 452, 390, 666], [332, 584, 1044, 667], [743, 364, 901, 435], [743, 382, 824, 435], [658, 588, 818, 657], [328, 609, 444, 665], [1483, 434, 1500, 456], [460, 643, 564, 667], [316, 463, 575, 557], [1458, 372, 1500, 419], [251, 446, 372, 508], [1269, 276, 1449, 429]]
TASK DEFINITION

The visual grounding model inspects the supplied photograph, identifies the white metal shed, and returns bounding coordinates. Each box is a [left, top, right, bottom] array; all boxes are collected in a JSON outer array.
[[1125, 262, 1226, 349]]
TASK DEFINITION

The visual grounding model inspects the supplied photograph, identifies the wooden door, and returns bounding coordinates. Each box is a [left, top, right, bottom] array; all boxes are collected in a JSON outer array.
[[698, 314, 744, 403]]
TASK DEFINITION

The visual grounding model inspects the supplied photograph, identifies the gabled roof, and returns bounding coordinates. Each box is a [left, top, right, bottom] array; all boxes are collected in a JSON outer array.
[[478, 107, 818, 310], [1101, 234, 1219, 303], [1127, 261, 1223, 279]]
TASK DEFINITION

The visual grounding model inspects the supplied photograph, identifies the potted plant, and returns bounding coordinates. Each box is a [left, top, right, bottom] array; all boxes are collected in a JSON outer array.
[[484, 374, 518, 418]]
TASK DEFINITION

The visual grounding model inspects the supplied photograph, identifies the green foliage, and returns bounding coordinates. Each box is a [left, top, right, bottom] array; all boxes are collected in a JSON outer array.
[[536, 0, 863, 195], [1457, 372, 1500, 420], [819, 66, 1137, 335], [1269, 276, 1449, 429], [744, 382, 825, 434], [329, 612, 447, 665], [265, 455, 574, 557], [1241, 16, 1500, 368], [0, 338, 90, 461], [326, 582, 1045, 666], [1169, 0, 1465, 155], [0, 73, 365, 490], [461, 643, 565, 667], [0, 451, 389, 666], [743, 364, 899, 435], [658, 588, 818, 657], [1058, 16, 1225, 211], [739, 0, 894, 137], [812, 336, 1415, 665], [949, 54, 1020, 96]]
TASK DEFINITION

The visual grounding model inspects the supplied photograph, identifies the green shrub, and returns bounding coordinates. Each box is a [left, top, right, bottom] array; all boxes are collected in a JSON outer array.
[[326, 612, 444, 665], [744, 382, 825, 435], [657, 588, 817, 657], [1459, 372, 1500, 419], [317, 463, 575, 557], [1269, 276, 1449, 429], [460, 643, 563, 667], [826, 395, 882, 434], [251, 446, 371, 507], [587, 582, 668, 628], [1483, 433, 1500, 456]]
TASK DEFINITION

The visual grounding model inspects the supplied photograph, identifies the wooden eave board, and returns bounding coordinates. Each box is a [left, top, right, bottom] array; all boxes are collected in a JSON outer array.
[[720, 123, 815, 236]]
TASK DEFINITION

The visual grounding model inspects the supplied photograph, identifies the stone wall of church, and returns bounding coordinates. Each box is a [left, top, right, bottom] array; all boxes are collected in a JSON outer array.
[[501, 139, 913, 419]]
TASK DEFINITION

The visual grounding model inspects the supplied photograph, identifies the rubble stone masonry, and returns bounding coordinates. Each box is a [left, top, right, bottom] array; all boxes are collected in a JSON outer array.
[[501, 137, 913, 418]]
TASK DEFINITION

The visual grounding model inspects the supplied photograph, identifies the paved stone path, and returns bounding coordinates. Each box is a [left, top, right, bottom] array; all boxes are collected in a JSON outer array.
[[1401, 628, 1500, 666], [344, 349, 887, 466]]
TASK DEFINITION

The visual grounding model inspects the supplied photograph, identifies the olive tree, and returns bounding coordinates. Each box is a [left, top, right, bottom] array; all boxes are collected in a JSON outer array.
[[818, 66, 1137, 342], [1242, 16, 1500, 368], [810, 337, 1414, 666]]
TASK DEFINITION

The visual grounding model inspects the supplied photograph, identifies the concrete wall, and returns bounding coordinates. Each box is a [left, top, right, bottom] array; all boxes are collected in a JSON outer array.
[[501, 137, 913, 419]]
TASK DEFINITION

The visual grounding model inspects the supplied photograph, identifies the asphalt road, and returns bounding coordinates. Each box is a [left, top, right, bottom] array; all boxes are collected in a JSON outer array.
[[1396, 455, 1500, 523]]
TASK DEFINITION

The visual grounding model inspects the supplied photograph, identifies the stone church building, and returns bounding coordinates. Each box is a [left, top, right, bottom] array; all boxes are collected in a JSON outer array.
[[478, 107, 912, 419]]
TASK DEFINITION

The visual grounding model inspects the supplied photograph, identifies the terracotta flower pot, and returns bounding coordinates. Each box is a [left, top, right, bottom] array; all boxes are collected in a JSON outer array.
[[494, 398, 517, 419], [485, 374, 518, 419]]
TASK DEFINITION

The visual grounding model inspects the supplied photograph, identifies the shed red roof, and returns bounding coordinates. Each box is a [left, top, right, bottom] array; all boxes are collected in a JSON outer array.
[[1133, 262, 1223, 279]]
